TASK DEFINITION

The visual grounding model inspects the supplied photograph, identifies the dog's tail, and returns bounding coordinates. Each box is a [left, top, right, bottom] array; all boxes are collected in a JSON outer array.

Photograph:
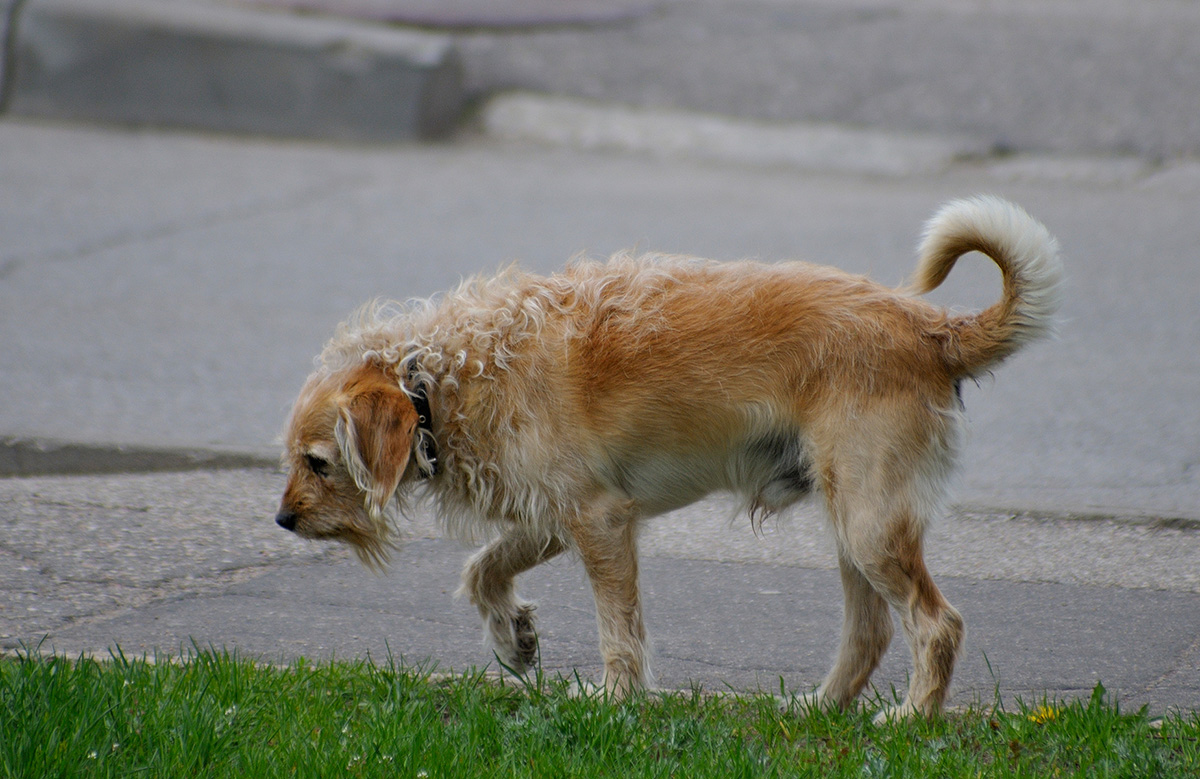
[[910, 195, 1064, 377]]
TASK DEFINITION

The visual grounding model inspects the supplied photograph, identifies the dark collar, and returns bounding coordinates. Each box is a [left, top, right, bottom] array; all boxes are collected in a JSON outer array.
[[409, 379, 438, 478]]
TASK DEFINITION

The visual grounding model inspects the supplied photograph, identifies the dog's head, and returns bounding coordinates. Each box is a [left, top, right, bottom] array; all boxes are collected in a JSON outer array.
[[275, 362, 420, 566]]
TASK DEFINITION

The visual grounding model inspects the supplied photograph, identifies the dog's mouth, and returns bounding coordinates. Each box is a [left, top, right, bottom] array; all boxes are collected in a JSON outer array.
[[274, 508, 394, 566]]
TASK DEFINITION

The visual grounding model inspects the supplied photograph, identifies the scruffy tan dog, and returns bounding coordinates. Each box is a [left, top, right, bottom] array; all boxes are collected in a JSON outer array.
[[275, 196, 1062, 720]]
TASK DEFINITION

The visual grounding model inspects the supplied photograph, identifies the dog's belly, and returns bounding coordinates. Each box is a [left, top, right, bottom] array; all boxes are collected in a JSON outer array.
[[608, 451, 727, 515], [603, 431, 814, 517]]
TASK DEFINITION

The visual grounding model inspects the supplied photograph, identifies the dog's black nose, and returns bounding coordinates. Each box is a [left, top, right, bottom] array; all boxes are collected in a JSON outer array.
[[275, 509, 298, 532]]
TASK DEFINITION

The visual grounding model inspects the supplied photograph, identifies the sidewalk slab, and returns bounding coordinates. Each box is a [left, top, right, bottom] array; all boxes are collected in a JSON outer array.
[[24, 536, 1200, 715], [5, 0, 462, 139]]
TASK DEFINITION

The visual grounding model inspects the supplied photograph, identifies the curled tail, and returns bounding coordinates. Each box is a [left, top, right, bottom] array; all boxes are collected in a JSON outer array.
[[911, 195, 1065, 377]]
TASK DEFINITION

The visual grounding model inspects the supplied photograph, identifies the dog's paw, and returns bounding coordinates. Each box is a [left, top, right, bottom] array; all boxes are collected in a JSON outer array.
[[511, 602, 539, 668], [488, 601, 539, 673]]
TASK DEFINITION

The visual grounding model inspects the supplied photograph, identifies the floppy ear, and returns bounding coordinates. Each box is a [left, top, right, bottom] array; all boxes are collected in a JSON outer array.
[[334, 380, 418, 523]]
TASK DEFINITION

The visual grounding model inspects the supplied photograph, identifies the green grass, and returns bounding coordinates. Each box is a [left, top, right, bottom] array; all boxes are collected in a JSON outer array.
[[3, 646, 1198, 778]]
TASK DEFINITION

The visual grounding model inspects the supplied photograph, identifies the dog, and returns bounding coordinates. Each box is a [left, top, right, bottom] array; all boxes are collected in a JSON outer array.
[[275, 195, 1062, 719]]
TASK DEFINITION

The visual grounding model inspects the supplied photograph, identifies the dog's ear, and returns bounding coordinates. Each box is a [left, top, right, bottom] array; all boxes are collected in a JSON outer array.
[[334, 377, 418, 523]]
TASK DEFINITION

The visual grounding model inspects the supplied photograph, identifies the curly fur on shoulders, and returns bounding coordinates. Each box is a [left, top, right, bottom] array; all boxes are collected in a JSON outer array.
[[314, 255, 724, 542]]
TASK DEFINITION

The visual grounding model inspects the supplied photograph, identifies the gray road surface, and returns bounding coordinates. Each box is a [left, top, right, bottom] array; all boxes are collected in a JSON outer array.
[[1, 120, 1196, 519]]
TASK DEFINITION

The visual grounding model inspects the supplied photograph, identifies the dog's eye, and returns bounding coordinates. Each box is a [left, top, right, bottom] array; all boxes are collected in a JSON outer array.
[[304, 453, 332, 477]]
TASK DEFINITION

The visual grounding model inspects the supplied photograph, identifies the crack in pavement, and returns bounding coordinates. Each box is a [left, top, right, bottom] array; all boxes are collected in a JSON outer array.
[[0, 173, 370, 273], [2, 548, 344, 648]]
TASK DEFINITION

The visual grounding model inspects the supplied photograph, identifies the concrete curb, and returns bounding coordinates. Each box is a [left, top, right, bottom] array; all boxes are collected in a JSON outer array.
[[0, 437, 276, 477], [3, 0, 462, 140], [481, 92, 993, 177]]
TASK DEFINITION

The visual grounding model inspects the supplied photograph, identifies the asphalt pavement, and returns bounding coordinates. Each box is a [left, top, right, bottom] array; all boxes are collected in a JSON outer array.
[[1, 0, 1199, 716]]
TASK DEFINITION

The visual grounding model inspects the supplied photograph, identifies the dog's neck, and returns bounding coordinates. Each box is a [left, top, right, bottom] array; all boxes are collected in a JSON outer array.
[[409, 376, 438, 478]]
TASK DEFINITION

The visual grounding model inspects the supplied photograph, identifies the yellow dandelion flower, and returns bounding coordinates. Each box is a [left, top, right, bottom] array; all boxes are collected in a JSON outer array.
[[1028, 705, 1059, 724]]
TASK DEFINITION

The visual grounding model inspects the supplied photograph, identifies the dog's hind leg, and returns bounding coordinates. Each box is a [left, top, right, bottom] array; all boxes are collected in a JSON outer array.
[[797, 552, 894, 713], [843, 513, 964, 721], [810, 408, 964, 720], [874, 548, 963, 722], [568, 498, 648, 699], [460, 528, 566, 674]]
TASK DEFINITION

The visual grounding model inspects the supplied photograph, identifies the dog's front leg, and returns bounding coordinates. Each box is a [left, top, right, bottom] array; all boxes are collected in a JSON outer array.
[[568, 499, 648, 699], [460, 528, 566, 674]]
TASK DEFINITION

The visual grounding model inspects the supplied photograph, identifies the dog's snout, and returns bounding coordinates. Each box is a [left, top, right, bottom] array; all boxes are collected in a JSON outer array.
[[275, 509, 299, 532]]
